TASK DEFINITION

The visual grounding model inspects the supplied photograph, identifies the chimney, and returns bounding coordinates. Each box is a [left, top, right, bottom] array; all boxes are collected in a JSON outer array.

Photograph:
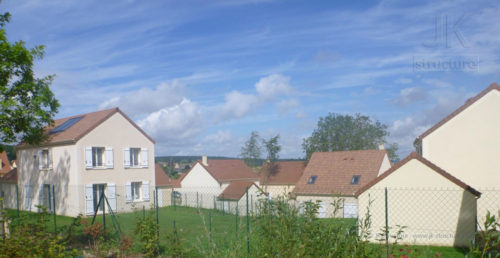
[[378, 143, 385, 150], [202, 155, 208, 166]]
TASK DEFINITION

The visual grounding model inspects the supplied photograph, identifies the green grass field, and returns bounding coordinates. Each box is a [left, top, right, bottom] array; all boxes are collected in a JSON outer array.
[[5, 207, 469, 257]]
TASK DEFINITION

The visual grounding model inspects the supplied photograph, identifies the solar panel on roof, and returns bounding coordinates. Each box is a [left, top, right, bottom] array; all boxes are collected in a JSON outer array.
[[50, 116, 84, 134]]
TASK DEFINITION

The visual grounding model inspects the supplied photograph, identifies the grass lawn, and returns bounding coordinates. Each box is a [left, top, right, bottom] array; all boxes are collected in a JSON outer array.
[[5, 207, 469, 257]]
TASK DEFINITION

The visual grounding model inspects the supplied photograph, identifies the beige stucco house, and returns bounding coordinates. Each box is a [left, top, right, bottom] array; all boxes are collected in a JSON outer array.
[[356, 152, 481, 247], [15, 108, 155, 217], [178, 156, 258, 209], [259, 161, 306, 199], [218, 181, 264, 214], [414, 83, 500, 224], [293, 149, 391, 218]]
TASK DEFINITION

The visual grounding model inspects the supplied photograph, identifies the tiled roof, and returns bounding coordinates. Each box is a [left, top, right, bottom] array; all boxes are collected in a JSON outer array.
[[218, 181, 261, 201], [259, 161, 306, 185], [0, 168, 17, 183], [293, 150, 387, 196], [18, 107, 155, 148], [0, 151, 12, 175], [155, 163, 186, 188], [199, 159, 258, 183], [355, 152, 481, 197], [417, 82, 500, 141]]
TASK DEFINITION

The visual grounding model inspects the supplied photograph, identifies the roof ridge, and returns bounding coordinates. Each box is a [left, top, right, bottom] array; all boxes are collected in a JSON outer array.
[[354, 152, 481, 197], [417, 82, 499, 140]]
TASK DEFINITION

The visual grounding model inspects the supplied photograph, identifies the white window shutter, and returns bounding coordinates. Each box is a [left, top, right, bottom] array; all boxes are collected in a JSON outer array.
[[48, 149, 53, 170], [38, 150, 43, 170], [85, 147, 93, 168], [123, 148, 131, 168], [105, 147, 114, 169], [141, 148, 148, 168], [107, 183, 117, 212], [143, 181, 150, 201], [85, 184, 94, 215], [125, 182, 132, 202]]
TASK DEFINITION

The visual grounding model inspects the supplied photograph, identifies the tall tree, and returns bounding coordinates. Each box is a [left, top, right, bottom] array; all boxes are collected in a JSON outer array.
[[263, 134, 281, 163], [0, 7, 59, 151], [240, 131, 262, 167], [302, 113, 399, 162]]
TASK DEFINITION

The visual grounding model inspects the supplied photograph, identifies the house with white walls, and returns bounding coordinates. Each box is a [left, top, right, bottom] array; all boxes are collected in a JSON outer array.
[[292, 149, 391, 218], [414, 82, 500, 224], [259, 161, 306, 199], [15, 107, 155, 217], [178, 156, 258, 208]]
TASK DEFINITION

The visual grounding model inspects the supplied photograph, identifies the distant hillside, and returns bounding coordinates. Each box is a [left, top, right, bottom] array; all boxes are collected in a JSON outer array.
[[155, 156, 305, 164]]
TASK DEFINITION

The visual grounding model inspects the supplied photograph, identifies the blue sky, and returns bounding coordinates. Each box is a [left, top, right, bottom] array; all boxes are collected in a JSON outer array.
[[3, 0, 500, 158]]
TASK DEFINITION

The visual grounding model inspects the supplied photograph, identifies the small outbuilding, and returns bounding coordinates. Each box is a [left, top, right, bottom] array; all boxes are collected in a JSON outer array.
[[218, 181, 264, 214], [355, 152, 481, 247]]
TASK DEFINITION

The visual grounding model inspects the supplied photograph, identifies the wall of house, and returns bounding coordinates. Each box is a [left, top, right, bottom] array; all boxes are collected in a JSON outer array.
[[295, 195, 357, 218], [357, 159, 477, 246], [263, 185, 295, 199], [422, 89, 500, 189], [178, 163, 222, 208], [16, 144, 81, 216], [0, 183, 18, 209], [377, 153, 392, 176], [157, 186, 173, 207], [77, 112, 155, 214]]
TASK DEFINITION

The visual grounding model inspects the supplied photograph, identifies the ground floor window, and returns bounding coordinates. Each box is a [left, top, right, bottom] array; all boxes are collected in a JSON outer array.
[[131, 182, 142, 201], [93, 184, 107, 212]]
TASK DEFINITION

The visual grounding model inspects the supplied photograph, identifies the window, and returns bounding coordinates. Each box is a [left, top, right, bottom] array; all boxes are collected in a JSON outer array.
[[92, 184, 106, 212], [50, 116, 84, 134], [350, 175, 361, 185], [307, 175, 317, 184], [131, 182, 142, 201], [130, 148, 140, 167], [92, 147, 105, 167], [38, 149, 52, 170]]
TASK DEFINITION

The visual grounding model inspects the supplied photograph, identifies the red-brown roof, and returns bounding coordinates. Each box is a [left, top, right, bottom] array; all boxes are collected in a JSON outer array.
[[18, 107, 155, 148], [155, 163, 186, 188], [355, 152, 481, 197], [0, 168, 17, 183], [293, 150, 388, 196], [198, 159, 258, 183], [0, 151, 12, 175], [259, 161, 306, 185], [417, 82, 500, 141], [218, 181, 262, 201]]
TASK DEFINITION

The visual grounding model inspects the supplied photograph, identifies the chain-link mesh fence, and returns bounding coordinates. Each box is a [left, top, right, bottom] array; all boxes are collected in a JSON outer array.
[[0, 182, 499, 256]]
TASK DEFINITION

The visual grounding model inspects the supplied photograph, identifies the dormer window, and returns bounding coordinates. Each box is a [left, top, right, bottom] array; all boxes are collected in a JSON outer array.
[[351, 175, 361, 185], [307, 175, 317, 184]]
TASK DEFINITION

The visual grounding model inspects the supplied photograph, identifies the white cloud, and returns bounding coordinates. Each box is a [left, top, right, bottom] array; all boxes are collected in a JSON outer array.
[[388, 87, 429, 106], [138, 98, 202, 146], [203, 130, 233, 144], [255, 74, 291, 100], [99, 81, 185, 117], [221, 91, 259, 119]]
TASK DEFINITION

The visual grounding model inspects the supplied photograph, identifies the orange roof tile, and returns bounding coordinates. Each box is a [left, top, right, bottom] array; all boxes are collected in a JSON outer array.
[[18, 107, 155, 148], [198, 159, 258, 183], [293, 150, 388, 196], [218, 181, 262, 200], [155, 163, 186, 188], [355, 152, 481, 197], [259, 161, 306, 185], [0, 151, 12, 175]]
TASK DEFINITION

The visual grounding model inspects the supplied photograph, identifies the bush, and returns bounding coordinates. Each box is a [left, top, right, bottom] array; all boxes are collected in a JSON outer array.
[[134, 209, 159, 257]]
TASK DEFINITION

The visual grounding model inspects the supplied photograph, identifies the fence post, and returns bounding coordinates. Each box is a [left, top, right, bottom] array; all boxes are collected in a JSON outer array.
[[246, 187, 250, 255], [102, 192, 106, 233], [213, 196, 216, 210], [209, 212, 212, 238], [197, 192, 199, 208], [15, 184, 19, 218], [52, 184, 56, 233], [236, 206, 239, 237], [184, 193, 187, 206], [143, 205, 145, 219], [385, 187, 389, 258], [155, 188, 160, 255]]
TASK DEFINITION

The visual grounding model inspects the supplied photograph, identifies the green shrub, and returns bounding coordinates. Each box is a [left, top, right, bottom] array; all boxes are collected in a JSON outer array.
[[134, 210, 159, 257]]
